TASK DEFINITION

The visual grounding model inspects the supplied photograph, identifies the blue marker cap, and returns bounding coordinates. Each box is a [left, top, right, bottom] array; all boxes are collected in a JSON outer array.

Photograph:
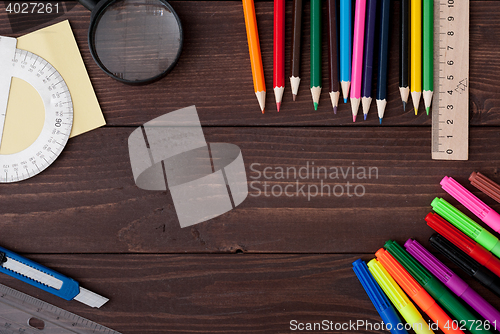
[[352, 259, 409, 334]]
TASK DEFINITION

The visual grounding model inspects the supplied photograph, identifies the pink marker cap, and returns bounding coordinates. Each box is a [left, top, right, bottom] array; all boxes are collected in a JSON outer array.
[[441, 176, 500, 233]]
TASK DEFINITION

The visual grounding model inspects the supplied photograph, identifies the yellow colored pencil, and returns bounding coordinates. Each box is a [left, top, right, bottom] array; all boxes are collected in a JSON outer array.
[[242, 0, 266, 113], [411, 0, 422, 115]]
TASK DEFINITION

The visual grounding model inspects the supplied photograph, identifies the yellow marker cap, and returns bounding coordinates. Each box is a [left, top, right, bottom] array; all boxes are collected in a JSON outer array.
[[368, 259, 435, 334]]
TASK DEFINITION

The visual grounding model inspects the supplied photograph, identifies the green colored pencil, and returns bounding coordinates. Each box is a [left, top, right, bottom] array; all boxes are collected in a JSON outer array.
[[423, 0, 433, 115], [310, 0, 322, 110]]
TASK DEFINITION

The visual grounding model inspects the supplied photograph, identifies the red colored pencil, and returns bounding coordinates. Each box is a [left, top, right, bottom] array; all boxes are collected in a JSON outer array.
[[274, 0, 285, 111]]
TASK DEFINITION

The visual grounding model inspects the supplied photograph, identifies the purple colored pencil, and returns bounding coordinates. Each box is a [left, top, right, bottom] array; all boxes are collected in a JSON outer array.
[[361, 0, 377, 120], [405, 239, 500, 325], [327, 0, 340, 113]]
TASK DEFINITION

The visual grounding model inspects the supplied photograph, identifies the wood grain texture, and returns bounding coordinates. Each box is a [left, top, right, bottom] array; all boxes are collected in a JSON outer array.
[[0, 1, 498, 126], [1, 126, 499, 254], [3, 253, 498, 334], [0, 2, 500, 333]]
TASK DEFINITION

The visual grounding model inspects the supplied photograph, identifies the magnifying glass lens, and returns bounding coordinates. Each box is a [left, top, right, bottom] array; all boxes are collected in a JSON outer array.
[[91, 0, 182, 83]]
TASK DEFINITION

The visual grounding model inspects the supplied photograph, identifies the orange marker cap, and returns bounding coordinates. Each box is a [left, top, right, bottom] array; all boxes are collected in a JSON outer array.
[[376, 248, 459, 332], [375, 248, 434, 310]]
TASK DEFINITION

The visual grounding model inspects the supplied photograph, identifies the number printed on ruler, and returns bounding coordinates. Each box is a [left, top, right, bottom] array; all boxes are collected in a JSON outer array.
[[432, 0, 469, 160]]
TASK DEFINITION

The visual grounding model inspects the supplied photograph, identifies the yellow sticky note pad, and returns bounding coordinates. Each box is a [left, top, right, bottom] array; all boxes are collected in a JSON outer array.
[[1, 20, 105, 154]]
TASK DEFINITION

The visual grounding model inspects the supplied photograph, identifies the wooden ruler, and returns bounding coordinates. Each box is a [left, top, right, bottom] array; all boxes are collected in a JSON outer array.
[[431, 0, 469, 160]]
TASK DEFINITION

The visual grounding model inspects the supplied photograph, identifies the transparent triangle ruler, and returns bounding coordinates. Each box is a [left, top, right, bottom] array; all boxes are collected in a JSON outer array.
[[0, 282, 121, 333], [431, 0, 469, 160]]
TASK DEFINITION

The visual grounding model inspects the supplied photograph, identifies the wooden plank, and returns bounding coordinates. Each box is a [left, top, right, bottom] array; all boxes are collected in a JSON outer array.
[[2, 253, 498, 334], [0, 1, 498, 126], [1, 126, 500, 254]]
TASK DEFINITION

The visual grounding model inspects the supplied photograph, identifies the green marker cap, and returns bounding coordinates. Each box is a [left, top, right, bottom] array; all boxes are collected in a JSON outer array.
[[385, 239, 492, 334], [490, 240, 500, 258], [431, 197, 500, 253], [383, 240, 431, 285]]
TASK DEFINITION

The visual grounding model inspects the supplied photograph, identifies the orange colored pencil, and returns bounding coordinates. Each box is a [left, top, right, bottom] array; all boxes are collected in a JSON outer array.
[[242, 0, 266, 113]]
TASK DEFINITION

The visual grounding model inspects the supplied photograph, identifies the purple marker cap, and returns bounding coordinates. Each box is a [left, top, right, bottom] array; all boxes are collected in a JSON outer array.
[[404, 239, 467, 293], [404, 239, 500, 324]]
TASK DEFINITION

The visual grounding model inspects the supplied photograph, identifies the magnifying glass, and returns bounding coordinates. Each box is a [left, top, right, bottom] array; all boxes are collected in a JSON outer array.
[[79, 0, 183, 84]]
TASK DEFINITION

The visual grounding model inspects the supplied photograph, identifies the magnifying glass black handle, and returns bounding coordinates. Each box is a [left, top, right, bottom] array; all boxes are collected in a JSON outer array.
[[78, 0, 99, 11]]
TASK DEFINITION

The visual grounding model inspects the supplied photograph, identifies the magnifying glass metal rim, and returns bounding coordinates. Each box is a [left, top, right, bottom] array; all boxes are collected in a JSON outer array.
[[86, 0, 184, 85]]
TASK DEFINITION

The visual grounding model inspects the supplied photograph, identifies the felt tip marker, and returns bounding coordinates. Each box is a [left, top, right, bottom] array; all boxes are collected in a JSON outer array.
[[366, 259, 431, 334], [426, 212, 500, 278], [405, 239, 500, 325], [429, 233, 500, 297], [470, 171, 500, 204], [431, 197, 500, 258], [353, 259, 409, 334], [375, 248, 463, 334], [384, 240, 491, 334], [441, 176, 500, 233]]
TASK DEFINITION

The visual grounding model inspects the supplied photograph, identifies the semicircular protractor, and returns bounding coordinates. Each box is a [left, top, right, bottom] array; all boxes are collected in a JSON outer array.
[[0, 36, 73, 183]]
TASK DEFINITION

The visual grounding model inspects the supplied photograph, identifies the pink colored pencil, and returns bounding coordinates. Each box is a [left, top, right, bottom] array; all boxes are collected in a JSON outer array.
[[274, 0, 285, 111], [350, 0, 367, 122]]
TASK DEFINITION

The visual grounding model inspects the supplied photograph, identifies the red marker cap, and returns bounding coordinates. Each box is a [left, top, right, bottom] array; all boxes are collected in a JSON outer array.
[[426, 212, 500, 278]]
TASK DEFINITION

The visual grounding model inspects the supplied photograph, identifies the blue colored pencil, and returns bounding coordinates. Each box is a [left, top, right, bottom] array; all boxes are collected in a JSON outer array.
[[340, 0, 352, 103], [376, 0, 391, 123], [361, 0, 377, 120]]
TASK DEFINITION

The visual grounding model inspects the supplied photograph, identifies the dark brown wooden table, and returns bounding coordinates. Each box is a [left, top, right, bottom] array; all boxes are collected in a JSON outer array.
[[0, 1, 499, 333]]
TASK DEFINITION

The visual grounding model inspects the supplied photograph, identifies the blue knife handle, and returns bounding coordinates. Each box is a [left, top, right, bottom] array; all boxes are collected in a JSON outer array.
[[0, 246, 80, 300]]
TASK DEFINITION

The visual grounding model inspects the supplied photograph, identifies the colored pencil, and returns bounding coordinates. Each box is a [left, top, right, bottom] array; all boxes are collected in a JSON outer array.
[[399, 0, 409, 111], [340, 0, 352, 103], [361, 0, 377, 120], [411, 0, 422, 114], [242, 0, 266, 113], [376, 0, 391, 123], [310, 0, 322, 110], [274, 0, 285, 111], [327, 0, 340, 113], [290, 0, 303, 101], [350, 0, 367, 122], [423, 0, 434, 115]]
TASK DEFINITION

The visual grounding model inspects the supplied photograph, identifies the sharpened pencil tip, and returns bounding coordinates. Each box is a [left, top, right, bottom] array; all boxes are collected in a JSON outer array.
[[344, 98, 347, 103], [426, 107, 430, 115], [379, 118, 382, 124], [314, 102, 318, 111], [353, 115, 356, 123], [415, 109, 418, 116], [262, 108, 265, 114], [333, 106, 337, 115], [364, 114, 367, 121], [276, 102, 281, 112], [403, 101, 406, 112], [292, 94, 296, 102]]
